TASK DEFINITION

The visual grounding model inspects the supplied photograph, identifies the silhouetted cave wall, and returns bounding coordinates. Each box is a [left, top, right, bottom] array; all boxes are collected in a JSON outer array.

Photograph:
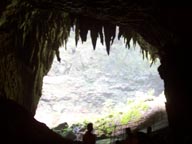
[[1, 1, 192, 143], [157, 9, 192, 142], [0, 29, 55, 114], [0, 1, 70, 114]]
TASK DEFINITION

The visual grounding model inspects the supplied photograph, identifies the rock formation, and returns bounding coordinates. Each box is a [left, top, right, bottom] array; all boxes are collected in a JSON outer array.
[[1, 0, 192, 143]]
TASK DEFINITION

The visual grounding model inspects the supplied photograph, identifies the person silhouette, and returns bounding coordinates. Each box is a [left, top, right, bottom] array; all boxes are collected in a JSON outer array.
[[121, 127, 133, 144], [82, 123, 96, 144], [125, 128, 133, 139], [147, 126, 152, 135]]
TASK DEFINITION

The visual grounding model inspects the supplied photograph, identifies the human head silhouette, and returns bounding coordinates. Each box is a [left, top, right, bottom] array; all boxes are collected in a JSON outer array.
[[147, 126, 152, 134], [125, 127, 131, 135], [87, 123, 93, 132]]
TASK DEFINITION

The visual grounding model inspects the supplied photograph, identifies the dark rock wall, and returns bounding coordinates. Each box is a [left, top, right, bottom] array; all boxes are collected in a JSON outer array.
[[1, 0, 192, 143], [157, 10, 192, 141], [0, 1, 70, 114], [0, 32, 23, 102], [0, 97, 73, 143], [0, 29, 53, 114]]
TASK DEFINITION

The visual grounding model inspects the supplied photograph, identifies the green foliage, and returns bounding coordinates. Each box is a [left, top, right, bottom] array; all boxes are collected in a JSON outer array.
[[61, 128, 77, 140], [127, 99, 134, 105], [93, 99, 150, 136], [120, 100, 149, 125], [52, 98, 152, 139], [82, 120, 89, 127], [95, 117, 115, 137], [121, 109, 141, 125], [132, 101, 149, 111]]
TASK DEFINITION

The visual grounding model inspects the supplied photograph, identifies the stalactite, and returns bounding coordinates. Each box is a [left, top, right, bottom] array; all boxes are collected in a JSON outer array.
[[89, 19, 103, 50], [119, 26, 133, 48], [75, 18, 80, 46], [90, 25, 98, 50], [103, 22, 116, 55], [79, 16, 89, 42], [69, 14, 75, 29], [99, 25, 104, 45]]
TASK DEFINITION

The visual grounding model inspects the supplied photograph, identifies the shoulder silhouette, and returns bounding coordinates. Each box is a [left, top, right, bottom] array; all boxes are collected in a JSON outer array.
[[83, 123, 96, 144]]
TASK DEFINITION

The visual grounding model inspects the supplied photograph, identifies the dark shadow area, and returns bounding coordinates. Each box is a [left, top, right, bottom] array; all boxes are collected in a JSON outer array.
[[0, 97, 73, 144], [1, 1, 192, 144]]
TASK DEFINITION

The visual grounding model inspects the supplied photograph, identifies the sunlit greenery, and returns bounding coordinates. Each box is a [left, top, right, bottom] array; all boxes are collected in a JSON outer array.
[[53, 97, 151, 138]]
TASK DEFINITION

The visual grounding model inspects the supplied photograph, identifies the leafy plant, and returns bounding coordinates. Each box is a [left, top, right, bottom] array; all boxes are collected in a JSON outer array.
[[120, 109, 141, 125]]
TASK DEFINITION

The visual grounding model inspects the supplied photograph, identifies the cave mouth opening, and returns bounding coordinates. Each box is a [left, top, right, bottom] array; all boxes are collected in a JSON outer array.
[[35, 27, 168, 138]]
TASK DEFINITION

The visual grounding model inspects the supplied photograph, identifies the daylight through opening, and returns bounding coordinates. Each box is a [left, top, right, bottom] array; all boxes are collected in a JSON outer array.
[[35, 27, 168, 141]]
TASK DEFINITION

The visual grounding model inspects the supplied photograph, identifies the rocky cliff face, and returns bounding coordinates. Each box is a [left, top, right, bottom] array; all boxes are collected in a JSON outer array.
[[35, 32, 164, 127]]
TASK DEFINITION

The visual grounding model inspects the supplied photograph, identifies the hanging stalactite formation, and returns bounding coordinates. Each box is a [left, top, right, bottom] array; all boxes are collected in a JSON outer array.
[[1, 0, 170, 65], [0, 0, 175, 113]]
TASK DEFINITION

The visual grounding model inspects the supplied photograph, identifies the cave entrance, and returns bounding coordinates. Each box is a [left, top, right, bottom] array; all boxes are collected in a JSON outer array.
[[35, 27, 167, 138]]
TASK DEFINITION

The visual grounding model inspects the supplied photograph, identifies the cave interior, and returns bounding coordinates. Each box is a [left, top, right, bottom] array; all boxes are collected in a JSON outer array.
[[0, 0, 192, 143]]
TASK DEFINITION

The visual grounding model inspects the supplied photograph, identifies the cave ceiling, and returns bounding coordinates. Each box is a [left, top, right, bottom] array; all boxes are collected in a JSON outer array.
[[1, 0, 185, 63]]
